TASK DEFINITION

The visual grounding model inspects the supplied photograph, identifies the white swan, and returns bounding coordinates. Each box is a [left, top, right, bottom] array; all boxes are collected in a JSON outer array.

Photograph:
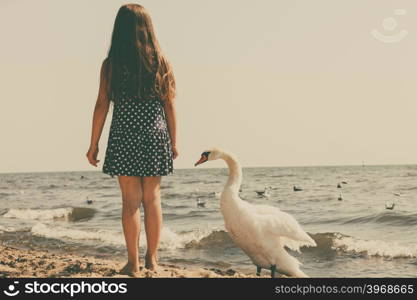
[[195, 148, 316, 278]]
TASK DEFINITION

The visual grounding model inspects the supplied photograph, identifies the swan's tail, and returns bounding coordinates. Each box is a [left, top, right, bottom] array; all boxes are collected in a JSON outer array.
[[292, 269, 309, 278], [275, 245, 310, 278]]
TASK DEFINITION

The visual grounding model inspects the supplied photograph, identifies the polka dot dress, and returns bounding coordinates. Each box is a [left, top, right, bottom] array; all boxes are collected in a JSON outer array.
[[102, 65, 174, 178]]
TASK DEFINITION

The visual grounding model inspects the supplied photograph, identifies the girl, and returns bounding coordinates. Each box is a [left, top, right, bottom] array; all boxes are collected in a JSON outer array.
[[86, 4, 178, 277]]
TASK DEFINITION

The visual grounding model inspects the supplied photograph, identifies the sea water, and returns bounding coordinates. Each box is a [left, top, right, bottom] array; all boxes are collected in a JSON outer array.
[[0, 165, 416, 277]]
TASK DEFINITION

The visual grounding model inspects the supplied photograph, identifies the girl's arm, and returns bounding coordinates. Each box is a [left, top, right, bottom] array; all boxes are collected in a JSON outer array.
[[86, 59, 111, 167], [164, 98, 178, 159]]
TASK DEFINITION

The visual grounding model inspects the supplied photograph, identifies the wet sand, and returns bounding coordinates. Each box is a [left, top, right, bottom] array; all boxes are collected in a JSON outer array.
[[0, 245, 277, 278]]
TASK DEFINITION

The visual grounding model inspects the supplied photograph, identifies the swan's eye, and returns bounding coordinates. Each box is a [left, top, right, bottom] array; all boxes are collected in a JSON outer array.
[[195, 151, 211, 166], [202, 151, 211, 158]]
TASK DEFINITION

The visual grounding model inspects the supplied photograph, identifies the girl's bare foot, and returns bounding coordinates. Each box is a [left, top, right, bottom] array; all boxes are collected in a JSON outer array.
[[119, 261, 140, 277], [145, 253, 159, 271]]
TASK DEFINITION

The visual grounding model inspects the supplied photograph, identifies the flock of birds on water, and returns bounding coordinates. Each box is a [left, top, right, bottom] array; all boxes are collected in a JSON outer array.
[[195, 179, 399, 210], [79, 149, 401, 278], [80, 174, 399, 210]]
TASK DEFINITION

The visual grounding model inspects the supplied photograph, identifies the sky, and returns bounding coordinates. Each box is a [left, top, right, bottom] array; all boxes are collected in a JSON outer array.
[[0, 0, 416, 173]]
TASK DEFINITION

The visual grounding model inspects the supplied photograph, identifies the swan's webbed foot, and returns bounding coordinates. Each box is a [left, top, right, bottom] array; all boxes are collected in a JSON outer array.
[[270, 265, 277, 278], [256, 266, 262, 276]]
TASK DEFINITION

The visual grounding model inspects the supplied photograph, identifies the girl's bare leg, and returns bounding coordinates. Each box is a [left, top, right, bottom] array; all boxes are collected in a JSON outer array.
[[142, 176, 162, 271], [117, 175, 143, 275]]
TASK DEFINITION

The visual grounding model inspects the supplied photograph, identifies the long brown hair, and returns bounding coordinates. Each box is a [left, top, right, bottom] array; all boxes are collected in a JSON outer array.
[[104, 4, 176, 103]]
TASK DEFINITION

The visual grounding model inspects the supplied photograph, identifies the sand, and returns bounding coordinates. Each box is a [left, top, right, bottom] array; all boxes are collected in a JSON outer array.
[[0, 244, 276, 278]]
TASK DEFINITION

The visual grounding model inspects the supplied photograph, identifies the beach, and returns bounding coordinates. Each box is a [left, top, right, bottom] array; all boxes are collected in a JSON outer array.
[[1, 166, 416, 278], [0, 244, 273, 278]]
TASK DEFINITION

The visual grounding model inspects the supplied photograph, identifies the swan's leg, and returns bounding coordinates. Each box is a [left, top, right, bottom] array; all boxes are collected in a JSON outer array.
[[270, 265, 277, 278], [256, 266, 262, 276]]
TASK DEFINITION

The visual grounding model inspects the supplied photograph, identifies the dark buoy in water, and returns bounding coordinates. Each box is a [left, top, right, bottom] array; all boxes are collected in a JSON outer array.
[[293, 186, 302, 192], [341, 181, 348, 184], [338, 193, 343, 201], [337, 183, 342, 189], [80, 175, 85, 179], [197, 197, 206, 208], [86, 196, 93, 205]]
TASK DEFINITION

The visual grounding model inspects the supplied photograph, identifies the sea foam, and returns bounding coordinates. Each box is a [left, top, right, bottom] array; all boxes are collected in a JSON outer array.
[[4, 208, 73, 221], [30, 222, 215, 251], [3, 207, 96, 222]]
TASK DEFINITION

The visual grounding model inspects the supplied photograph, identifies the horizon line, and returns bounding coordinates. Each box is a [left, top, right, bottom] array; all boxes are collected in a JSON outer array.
[[1, 162, 416, 175]]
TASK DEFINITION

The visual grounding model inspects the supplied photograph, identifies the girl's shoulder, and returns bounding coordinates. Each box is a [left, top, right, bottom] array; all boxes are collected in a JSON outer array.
[[102, 57, 110, 69], [101, 57, 113, 77]]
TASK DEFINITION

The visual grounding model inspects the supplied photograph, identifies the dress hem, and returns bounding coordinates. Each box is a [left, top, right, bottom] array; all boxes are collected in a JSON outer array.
[[102, 169, 174, 178]]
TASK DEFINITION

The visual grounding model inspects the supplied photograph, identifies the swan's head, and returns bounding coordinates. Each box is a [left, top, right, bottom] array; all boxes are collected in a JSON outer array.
[[194, 148, 223, 166]]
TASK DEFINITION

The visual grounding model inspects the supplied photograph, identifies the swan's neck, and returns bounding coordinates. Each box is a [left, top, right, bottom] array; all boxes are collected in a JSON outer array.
[[221, 152, 242, 195]]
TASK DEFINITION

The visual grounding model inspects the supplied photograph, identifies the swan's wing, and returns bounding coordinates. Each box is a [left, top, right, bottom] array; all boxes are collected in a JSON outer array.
[[253, 204, 316, 247]]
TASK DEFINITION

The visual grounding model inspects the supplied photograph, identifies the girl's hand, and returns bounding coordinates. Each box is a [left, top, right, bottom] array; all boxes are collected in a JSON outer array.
[[172, 145, 179, 160], [86, 146, 100, 167]]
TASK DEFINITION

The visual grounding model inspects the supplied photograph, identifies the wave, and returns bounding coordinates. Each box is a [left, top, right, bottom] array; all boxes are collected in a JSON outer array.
[[182, 180, 200, 184], [163, 192, 196, 199], [30, 223, 213, 251], [100, 193, 119, 198], [306, 211, 417, 226], [184, 230, 417, 259], [2, 207, 96, 222], [158, 227, 213, 250], [185, 230, 234, 249], [0, 192, 14, 198], [333, 235, 417, 258], [161, 203, 189, 209], [68, 207, 97, 221], [308, 232, 417, 259], [38, 184, 60, 190], [0, 225, 16, 232], [403, 172, 417, 177], [341, 212, 417, 226], [401, 186, 417, 191], [83, 185, 113, 190], [31, 223, 125, 246], [163, 210, 218, 221], [6, 219, 416, 260], [271, 174, 295, 178], [161, 184, 173, 190]]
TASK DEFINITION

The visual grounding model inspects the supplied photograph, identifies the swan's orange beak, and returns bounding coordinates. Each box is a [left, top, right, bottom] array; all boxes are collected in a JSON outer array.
[[194, 155, 208, 167]]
